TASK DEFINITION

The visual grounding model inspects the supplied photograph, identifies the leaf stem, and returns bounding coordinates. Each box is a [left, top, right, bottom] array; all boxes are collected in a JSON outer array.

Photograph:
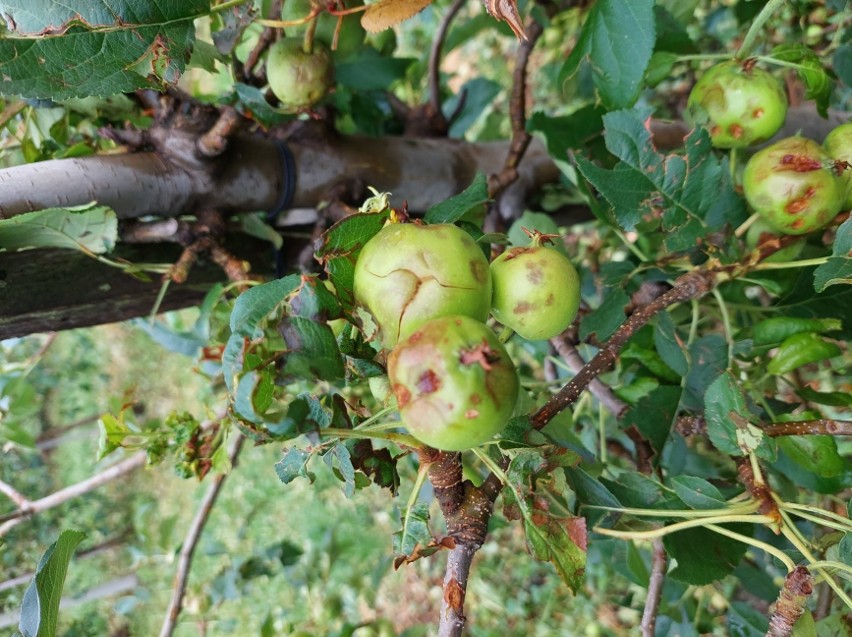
[[210, 0, 252, 14], [752, 256, 829, 271], [400, 464, 430, 553], [736, 0, 788, 59], [779, 501, 852, 529], [585, 500, 760, 518], [779, 523, 852, 610], [595, 513, 775, 540], [322, 427, 422, 448], [711, 287, 734, 369], [704, 523, 797, 572]]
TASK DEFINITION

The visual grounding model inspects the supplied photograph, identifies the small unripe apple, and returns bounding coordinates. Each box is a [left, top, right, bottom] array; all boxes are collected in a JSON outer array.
[[686, 60, 788, 149], [267, 37, 334, 111], [824, 123, 852, 208], [490, 236, 580, 341], [742, 136, 844, 235], [388, 315, 518, 451], [353, 222, 491, 348]]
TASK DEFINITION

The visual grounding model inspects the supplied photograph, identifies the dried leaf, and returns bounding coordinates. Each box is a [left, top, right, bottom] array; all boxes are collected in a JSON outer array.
[[482, 0, 526, 39], [361, 0, 435, 33]]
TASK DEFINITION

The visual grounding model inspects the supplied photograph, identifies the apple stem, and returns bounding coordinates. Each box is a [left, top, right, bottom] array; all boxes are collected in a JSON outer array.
[[303, 17, 317, 53], [736, 0, 788, 60], [497, 325, 514, 343]]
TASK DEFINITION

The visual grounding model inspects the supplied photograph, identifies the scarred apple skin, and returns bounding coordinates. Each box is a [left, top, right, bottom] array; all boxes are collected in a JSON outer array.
[[353, 222, 492, 348], [490, 245, 580, 341], [824, 123, 852, 208], [745, 219, 805, 263], [387, 315, 518, 451], [267, 37, 334, 111], [686, 60, 788, 149], [743, 136, 844, 235]]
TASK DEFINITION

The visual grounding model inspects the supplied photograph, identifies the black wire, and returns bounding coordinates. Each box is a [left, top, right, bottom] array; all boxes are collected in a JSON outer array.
[[266, 140, 296, 278]]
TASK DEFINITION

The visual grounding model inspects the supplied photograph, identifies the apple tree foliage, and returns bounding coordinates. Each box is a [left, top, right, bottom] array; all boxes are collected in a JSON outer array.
[[0, 0, 851, 635]]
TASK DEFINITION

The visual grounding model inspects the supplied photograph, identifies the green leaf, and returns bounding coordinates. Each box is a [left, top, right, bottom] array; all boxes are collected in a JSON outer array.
[[814, 216, 852, 291], [335, 50, 416, 91], [771, 44, 834, 117], [231, 84, 293, 127], [279, 317, 345, 383], [776, 436, 846, 478], [600, 471, 681, 510], [445, 78, 501, 138], [766, 332, 840, 375], [664, 525, 750, 585], [680, 334, 728, 411], [97, 412, 132, 460], [0, 2, 208, 99], [654, 312, 688, 375], [222, 275, 301, 394], [560, 0, 656, 109], [652, 5, 697, 54], [579, 288, 628, 341], [752, 317, 842, 346], [727, 600, 769, 636], [314, 211, 390, 309], [0, 205, 117, 253], [506, 211, 562, 250], [19, 530, 86, 637], [794, 387, 852, 407], [393, 502, 432, 556], [324, 442, 356, 498], [274, 447, 316, 485], [622, 385, 681, 457], [835, 44, 852, 88], [527, 106, 607, 181], [423, 174, 489, 226], [575, 110, 746, 252], [669, 475, 726, 509], [704, 373, 772, 459]]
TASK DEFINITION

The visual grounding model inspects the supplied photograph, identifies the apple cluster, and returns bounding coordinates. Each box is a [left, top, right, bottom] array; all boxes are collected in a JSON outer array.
[[352, 221, 581, 451], [687, 59, 850, 236]]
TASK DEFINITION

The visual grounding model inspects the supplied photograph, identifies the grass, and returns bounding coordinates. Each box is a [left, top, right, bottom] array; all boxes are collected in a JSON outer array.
[[2, 317, 653, 637]]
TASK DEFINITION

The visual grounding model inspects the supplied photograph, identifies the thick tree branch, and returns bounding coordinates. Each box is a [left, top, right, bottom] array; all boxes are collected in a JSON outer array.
[[0, 452, 146, 536], [767, 566, 813, 637], [159, 433, 245, 637], [532, 269, 718, 429], [0, 480, 27, 508], [428, 0, 467, 125], [438, 543, 477, 637]]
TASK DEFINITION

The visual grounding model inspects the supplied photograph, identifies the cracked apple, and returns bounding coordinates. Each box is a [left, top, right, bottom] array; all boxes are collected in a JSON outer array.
[[742, 136, 844, 235], [353, 222, 492, 348], [387, 315, 519, 451]]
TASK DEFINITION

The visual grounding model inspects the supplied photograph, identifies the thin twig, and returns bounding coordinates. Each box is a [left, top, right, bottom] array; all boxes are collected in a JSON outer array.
[[428, 0, 467, 124], [763, 419, 852, 437], [550, 334, 628, 418], [641, 539, 667, 637], [158, 433, 245, 637], [0, 453, 146, 536], [532, 269, 718, 429], [488, 19, 544, 198], [0, 480, 28, 508]]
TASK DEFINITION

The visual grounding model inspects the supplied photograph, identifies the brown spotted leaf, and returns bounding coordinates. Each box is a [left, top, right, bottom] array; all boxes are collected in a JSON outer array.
[[0, 1, 208, 98], [361, 0, 435, 33]]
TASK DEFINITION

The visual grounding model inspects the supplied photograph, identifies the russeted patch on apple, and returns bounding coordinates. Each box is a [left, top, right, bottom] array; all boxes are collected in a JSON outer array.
[[743, 136, 844, 235], [387, 315, 519, 451], [353, 222, 492, 348]]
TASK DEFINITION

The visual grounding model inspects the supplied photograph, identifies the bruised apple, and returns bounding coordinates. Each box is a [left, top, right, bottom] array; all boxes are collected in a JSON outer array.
[[387, 315, 518, 451]]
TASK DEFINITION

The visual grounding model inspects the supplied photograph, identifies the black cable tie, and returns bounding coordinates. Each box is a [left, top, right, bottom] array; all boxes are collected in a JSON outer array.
[[267, 140, 297, 277]]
